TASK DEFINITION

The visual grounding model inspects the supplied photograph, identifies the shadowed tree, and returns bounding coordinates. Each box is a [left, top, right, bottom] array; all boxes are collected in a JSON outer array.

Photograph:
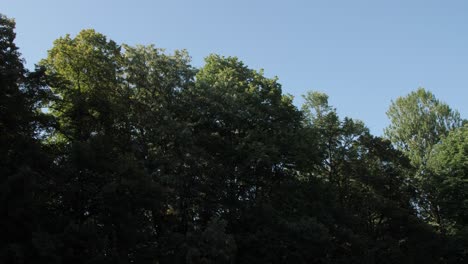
[[0, 14, 54, 263]]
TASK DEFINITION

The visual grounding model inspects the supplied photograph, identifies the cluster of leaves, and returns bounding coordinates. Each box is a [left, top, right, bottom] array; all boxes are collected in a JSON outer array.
[[1, 14, 466, 263]]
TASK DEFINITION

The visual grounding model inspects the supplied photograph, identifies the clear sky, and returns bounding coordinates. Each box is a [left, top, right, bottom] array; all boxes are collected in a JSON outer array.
[[3, 0, 468, 135]]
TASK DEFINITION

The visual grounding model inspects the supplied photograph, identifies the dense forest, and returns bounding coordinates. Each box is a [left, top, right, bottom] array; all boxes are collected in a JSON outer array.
[[1, 14, 467, 263]]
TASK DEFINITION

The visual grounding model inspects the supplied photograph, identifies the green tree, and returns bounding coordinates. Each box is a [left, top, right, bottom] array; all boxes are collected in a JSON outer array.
[[191, 54, 301, 218], [301, 91, 368, 200], [41, 29, 126, 142], [300, 91, 456, 263], [185, 55, 304, 261], [123, 44, 198, 262], [384, 88, 462, 169], [427, 125, 468, 234], [40, 30, 165, 263], [384, 88, 463, 231]]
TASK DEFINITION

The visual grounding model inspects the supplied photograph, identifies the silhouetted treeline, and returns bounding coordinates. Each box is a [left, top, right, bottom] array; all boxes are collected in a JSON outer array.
[[1, 14, 467, 263]]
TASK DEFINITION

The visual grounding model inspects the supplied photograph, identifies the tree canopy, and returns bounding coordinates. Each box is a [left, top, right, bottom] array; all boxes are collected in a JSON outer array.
[[1, 13, 467, 264]]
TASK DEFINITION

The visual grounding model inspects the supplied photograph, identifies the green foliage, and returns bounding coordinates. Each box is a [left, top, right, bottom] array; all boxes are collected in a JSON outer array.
[[385, 88, 465, 233], [2, 13, 467, 263], [384, 88, 462, 168], [427, 125, 468, 234], [40, 29, 125, 142]]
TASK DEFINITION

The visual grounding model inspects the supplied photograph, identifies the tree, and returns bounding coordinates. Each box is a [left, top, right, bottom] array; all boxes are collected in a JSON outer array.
[[190, 54, 301, 216], [122, 44, 198, 262], [384, 88, 462, 169], [427, 125, 468, 234], [300, 91, 457, 263], [384, 88, 463, 231], [184, 55, 305, 260], [0, 14, 54, 263], [40, 30, 167, 263], [41, 29, 125, 142], [301, 91, 368, 200]]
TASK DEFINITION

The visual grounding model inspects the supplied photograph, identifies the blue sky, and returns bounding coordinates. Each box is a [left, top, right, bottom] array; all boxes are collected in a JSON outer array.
[[3, 0, 468, 135]]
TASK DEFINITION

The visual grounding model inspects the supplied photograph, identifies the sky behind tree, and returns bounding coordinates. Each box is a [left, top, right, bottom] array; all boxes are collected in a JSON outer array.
[[3, 0, 467, 134]]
